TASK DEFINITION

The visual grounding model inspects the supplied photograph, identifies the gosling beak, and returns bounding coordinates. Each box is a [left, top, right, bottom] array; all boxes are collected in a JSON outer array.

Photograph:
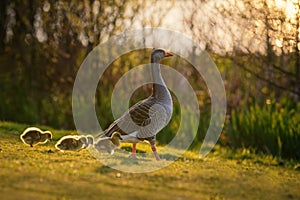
[[164, 51, 173, 57]]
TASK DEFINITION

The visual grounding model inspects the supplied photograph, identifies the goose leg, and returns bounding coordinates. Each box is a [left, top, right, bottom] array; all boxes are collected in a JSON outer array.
[[129, 143, 137, 158], [151, 145, 160, 161]]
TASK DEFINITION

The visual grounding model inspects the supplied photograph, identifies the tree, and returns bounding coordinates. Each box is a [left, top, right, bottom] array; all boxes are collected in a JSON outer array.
[[183, 0, 300, 103], [0, 0, 173, 128]]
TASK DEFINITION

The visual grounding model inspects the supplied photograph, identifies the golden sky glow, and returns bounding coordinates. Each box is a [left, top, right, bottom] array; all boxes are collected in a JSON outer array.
[[275, 0, 298, 19]]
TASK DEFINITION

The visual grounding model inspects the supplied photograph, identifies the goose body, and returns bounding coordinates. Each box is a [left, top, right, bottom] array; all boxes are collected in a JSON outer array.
[[20, 127, 52, 147], [96, 49, 173, 160]]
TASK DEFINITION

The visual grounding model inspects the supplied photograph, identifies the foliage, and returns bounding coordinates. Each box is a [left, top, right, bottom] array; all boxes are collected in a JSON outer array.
[[227, 100, 300, 160], [0, 0, 166, 128], [184, 0, 300, 99]]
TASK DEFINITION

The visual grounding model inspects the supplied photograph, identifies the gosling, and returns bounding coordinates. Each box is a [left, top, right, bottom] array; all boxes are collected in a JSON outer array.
[[20, 127, 52, 147], [55, 135, 93, 152], [93, 132, 122, 154]]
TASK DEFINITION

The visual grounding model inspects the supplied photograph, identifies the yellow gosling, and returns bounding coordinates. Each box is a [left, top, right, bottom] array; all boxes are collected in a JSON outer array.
[[20, 127, 52, 147], [55, 135, 90, 152], [93, 132, 121, 154]]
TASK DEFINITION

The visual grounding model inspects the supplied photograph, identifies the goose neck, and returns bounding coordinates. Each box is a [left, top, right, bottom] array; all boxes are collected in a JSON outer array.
[[150, 62, 170, 101]]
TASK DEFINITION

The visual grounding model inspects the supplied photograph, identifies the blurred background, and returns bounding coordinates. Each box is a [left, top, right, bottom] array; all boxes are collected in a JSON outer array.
[[0, 0, 299, 160]]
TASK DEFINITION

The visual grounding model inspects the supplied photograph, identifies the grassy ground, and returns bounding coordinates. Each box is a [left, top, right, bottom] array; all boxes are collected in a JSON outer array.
[[0, 121, 299, 200]]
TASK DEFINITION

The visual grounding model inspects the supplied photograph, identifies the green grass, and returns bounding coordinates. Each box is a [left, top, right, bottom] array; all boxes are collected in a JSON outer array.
[[0, 121, 299, 200]]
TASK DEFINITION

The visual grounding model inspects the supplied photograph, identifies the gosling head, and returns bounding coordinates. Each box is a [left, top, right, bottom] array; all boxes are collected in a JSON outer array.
[[86, 135, 94, 146], [79, 135, 94, 148], [40, 131, 52, 142], [110, 132, 122, 146]]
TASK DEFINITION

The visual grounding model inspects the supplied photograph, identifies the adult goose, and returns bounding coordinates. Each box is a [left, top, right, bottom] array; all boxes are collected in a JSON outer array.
[[96, 49, 173, 160]]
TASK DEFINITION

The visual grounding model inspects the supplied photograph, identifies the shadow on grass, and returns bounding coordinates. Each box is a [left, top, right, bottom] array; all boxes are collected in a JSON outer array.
[[93, 149, 183, 174], [95, 165, 116, 174], [160, 153, 180, 161], [120, 146, 181, 161]]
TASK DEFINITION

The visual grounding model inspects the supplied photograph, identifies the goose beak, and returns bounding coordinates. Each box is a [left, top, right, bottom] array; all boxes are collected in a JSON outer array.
[[165, 51, 173, 57]]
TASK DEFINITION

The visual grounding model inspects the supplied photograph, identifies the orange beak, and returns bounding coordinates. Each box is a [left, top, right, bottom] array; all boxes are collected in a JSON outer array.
[[165, 51, 173, 57]]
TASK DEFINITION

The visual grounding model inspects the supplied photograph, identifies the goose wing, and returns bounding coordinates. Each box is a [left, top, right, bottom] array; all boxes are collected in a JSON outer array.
[[104, 96, 168, 139]]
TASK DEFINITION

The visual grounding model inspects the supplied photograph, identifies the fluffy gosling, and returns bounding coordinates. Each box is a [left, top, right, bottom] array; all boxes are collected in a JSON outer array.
[[55, 135, 93, 152], [20, 127, 52, 147], [93, 132, 122, 154]]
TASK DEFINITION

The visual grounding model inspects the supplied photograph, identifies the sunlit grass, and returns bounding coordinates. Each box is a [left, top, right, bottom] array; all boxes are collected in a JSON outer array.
[[0, 121, 299, 200]]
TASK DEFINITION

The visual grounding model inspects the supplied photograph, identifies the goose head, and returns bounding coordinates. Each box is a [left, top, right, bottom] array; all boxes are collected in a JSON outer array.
[[151, 48, 173, 63]]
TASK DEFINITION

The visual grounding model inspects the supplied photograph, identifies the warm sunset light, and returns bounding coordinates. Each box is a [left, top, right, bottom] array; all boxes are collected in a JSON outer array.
[[1, 0, 299, 199], [275, 0, 299, 19]]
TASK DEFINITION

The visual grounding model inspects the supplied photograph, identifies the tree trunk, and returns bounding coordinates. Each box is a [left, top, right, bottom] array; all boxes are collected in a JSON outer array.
[[295, 3, 300, 100], [0, 0, 7, 52]]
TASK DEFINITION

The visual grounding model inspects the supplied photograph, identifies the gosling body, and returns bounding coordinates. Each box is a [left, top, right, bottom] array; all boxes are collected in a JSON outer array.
[[20, 127, 52, 147]]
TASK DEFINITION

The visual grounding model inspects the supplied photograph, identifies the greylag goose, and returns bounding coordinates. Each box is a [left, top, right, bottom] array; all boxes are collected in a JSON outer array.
[[20, 127, 52, 147], [55, 135, 93, 152], [96, 49, 173, 160]]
